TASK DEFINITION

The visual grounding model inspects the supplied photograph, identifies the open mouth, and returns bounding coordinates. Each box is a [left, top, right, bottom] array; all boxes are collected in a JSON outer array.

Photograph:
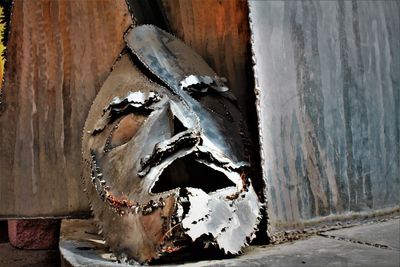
[[150, 155, 237, 195]]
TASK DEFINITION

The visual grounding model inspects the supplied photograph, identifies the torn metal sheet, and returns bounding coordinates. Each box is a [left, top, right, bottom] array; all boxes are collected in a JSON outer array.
[[82, 25, 261, 264], [180, 75, 229, 93]]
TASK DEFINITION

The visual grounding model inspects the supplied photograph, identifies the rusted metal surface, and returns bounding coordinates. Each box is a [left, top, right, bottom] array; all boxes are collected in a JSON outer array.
[[249, 0, 400, 240], [82, 25, 261, 264], [0, 0, 132, 218]]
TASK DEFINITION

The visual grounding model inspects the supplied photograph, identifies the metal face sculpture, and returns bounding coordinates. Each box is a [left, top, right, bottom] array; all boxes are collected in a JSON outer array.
[[82, 25, 261, 264]]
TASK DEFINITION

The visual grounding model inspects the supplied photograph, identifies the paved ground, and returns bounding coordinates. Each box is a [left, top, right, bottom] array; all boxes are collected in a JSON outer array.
[[60, 217, 400, 267], [0, 242, 60, 267], [1, 217, 399, 266]]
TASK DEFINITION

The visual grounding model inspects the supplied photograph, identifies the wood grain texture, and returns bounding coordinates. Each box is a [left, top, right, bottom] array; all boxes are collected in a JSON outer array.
[[0, 0, 132, 218], [249, 0, 400, 239]]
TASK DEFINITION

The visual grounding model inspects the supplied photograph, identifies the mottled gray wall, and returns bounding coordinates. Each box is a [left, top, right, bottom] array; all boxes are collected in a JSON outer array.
[[249, 0, 399, 237]]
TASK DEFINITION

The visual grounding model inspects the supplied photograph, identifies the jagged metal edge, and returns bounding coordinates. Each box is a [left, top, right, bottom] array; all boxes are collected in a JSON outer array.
[[124, 24, 263, 253], [83, 22, 263, 261], [81, 50, 186, 264], [123, 24, 183, 95], [124, 24, 251, 173], [80, 50, 128, 170], [80, 52, 139, 265], [215, 187, 263, 255], [123, 24, 203, 135], [124, 0, 138, 29], [229, 184, 263, 254]]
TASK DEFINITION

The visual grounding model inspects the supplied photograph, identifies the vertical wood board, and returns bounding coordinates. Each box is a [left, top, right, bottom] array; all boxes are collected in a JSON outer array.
[[0, 0, 132, 218]]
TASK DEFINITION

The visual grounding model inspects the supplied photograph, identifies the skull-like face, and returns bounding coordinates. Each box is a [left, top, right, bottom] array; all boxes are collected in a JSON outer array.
[[82, 25, 261, 264]]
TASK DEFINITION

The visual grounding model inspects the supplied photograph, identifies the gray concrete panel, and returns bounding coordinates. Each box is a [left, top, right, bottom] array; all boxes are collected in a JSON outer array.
[[248, 0, 400, 237], [323, 219, 400, 249]]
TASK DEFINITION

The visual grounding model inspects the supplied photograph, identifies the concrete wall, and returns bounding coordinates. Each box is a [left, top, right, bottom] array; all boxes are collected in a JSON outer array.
[[249, 0, 399, 239]]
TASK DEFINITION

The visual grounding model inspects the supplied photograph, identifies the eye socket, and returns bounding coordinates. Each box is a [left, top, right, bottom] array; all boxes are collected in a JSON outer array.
[[107, 114, 147, 150]]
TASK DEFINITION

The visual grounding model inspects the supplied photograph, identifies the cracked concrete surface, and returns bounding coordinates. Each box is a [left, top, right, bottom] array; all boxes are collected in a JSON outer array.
[[58, 217, 400, 267], [319, 219, 400, 250]]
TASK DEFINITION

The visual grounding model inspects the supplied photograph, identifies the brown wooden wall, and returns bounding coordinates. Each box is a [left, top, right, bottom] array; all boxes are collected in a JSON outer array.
[[0, 0, 132, 218]]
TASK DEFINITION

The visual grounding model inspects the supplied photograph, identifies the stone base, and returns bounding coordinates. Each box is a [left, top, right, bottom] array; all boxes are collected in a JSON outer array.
[[60, 218, 400, 267], [8, 219, 61, 249], [60, 219, 125, 266]]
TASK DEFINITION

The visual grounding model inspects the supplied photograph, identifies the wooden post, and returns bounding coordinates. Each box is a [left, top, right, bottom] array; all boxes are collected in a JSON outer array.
[[0, 0, 132, 218]]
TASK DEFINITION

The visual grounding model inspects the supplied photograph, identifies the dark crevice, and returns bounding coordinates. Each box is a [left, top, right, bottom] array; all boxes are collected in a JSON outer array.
[[0, 220, 8, 243], [151, 156, 235, 194], [173, 116, 187, 135], [318, 233, 396, 251], [126, 0, 169, 30], [150, 235, 232, 265]]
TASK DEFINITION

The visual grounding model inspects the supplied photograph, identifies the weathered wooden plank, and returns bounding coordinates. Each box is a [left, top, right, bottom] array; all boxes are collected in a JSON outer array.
[[249, 0, 400, 240], [0, 0, 132, 218]]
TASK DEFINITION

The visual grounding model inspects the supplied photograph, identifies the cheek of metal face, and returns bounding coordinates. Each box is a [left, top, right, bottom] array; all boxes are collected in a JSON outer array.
[[82, 25, 261, 264]]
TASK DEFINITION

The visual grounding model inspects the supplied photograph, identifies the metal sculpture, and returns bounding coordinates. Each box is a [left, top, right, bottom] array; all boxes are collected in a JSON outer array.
[[82, 25, 261, 264]]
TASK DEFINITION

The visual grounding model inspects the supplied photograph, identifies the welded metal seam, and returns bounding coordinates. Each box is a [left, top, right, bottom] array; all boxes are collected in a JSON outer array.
[[138, 131, 202, 177], [83, 24, 263, 262], [89, 150, 168, 216], [123, 25, 202, 133]]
